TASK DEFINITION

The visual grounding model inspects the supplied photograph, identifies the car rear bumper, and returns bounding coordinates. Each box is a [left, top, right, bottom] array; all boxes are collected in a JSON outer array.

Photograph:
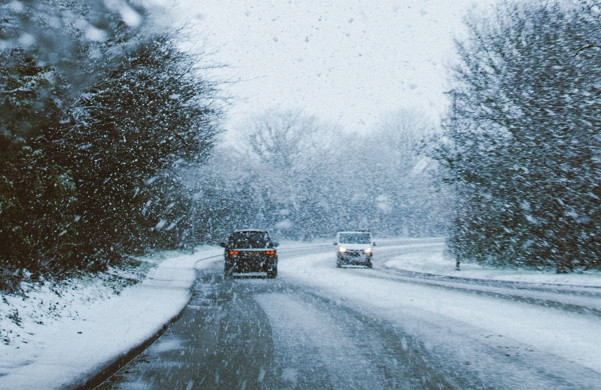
[[225, 254, 277, 273]]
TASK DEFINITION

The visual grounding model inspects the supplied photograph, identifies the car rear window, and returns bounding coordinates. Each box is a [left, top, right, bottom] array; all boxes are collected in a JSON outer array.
[[228, 231, 271, 248], [338, 232, 371, 244]]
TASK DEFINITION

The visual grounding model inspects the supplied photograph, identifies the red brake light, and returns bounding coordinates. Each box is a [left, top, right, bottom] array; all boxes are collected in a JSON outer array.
[[265, 250, 276, 255], [228, 250, 239, 255]]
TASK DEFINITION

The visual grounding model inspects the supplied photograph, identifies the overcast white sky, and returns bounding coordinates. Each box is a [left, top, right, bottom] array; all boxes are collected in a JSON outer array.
[[170, 0, 495, 133]]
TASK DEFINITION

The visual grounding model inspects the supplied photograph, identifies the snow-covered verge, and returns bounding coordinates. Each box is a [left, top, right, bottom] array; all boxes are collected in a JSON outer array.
[[0, 247, 223, 390], [379, 237, 601, 287], [0, 239, 599, 389]]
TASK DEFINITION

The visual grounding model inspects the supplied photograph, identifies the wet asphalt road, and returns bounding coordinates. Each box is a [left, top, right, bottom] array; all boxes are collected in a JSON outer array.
[[95, 249, 601, 390], [95, 265, 463, 390]]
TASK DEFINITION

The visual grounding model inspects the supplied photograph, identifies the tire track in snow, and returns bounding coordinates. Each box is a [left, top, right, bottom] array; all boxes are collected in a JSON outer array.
[[255, 292, 388, 389]]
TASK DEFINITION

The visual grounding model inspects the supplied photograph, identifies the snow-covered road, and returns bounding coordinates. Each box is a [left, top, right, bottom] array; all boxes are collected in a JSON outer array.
[[1, 239, 600, 389], [281, 247, 601, 388], [99, 240, 600, 389]]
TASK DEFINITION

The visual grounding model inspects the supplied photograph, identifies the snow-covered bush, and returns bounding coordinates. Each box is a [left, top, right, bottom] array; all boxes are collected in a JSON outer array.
[[434, 0, 601, 272], [0, 1, 222, 284]]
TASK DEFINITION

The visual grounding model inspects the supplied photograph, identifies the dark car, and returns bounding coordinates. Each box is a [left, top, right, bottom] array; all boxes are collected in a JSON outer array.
[[220, 229, 279, 278]]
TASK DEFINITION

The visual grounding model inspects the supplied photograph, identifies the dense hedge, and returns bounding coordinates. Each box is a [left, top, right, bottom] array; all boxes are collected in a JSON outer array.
[[0, 2, 221, 288], [433, 0, 601, 272]]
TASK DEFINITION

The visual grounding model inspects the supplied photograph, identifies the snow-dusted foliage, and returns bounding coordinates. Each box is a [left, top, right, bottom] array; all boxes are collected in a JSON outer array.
[[432, 0, 601, 272], [55, 34, 221, 261], [0, 1, 221, 286]]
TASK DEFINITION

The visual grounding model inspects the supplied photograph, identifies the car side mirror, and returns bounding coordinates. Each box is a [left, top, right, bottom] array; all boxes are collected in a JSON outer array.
[[273, 242, 279, 247], [219, 242, 226, 248]]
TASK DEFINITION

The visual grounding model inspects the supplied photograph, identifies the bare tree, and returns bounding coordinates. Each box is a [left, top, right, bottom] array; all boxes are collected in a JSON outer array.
[[340, 109, 447, 236]]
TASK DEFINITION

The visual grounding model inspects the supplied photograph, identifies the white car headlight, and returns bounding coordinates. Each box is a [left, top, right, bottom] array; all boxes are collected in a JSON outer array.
[[338, 247, 347, 253], [364, 247, 373, 254]]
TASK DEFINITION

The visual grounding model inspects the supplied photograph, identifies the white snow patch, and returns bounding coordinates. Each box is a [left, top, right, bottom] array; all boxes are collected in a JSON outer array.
[[280, 241, 601, 375], [0, 247, 222, 390]]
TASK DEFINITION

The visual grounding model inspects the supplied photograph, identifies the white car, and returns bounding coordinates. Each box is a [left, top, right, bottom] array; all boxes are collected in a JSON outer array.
[[334, 231, 375, 268]]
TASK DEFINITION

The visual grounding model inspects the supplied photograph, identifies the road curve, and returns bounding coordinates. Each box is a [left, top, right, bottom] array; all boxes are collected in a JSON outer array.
[[96, 246, 601, 390]]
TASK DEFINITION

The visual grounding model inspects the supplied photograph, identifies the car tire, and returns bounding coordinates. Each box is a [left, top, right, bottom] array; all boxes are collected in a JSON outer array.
[[267, 267, 277, 278]]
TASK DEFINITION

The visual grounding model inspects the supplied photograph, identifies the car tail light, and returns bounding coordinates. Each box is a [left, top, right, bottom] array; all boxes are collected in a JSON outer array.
[[265, 250, 276, 255], [228, 250, 239, 255]]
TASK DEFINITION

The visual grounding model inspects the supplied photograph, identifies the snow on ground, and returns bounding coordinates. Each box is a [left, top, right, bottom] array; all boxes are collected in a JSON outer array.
[[379, 237, 601, 287], [0, 247, 222, 390], [0, 239, 599, 389], [281, 248, 601, 376]]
